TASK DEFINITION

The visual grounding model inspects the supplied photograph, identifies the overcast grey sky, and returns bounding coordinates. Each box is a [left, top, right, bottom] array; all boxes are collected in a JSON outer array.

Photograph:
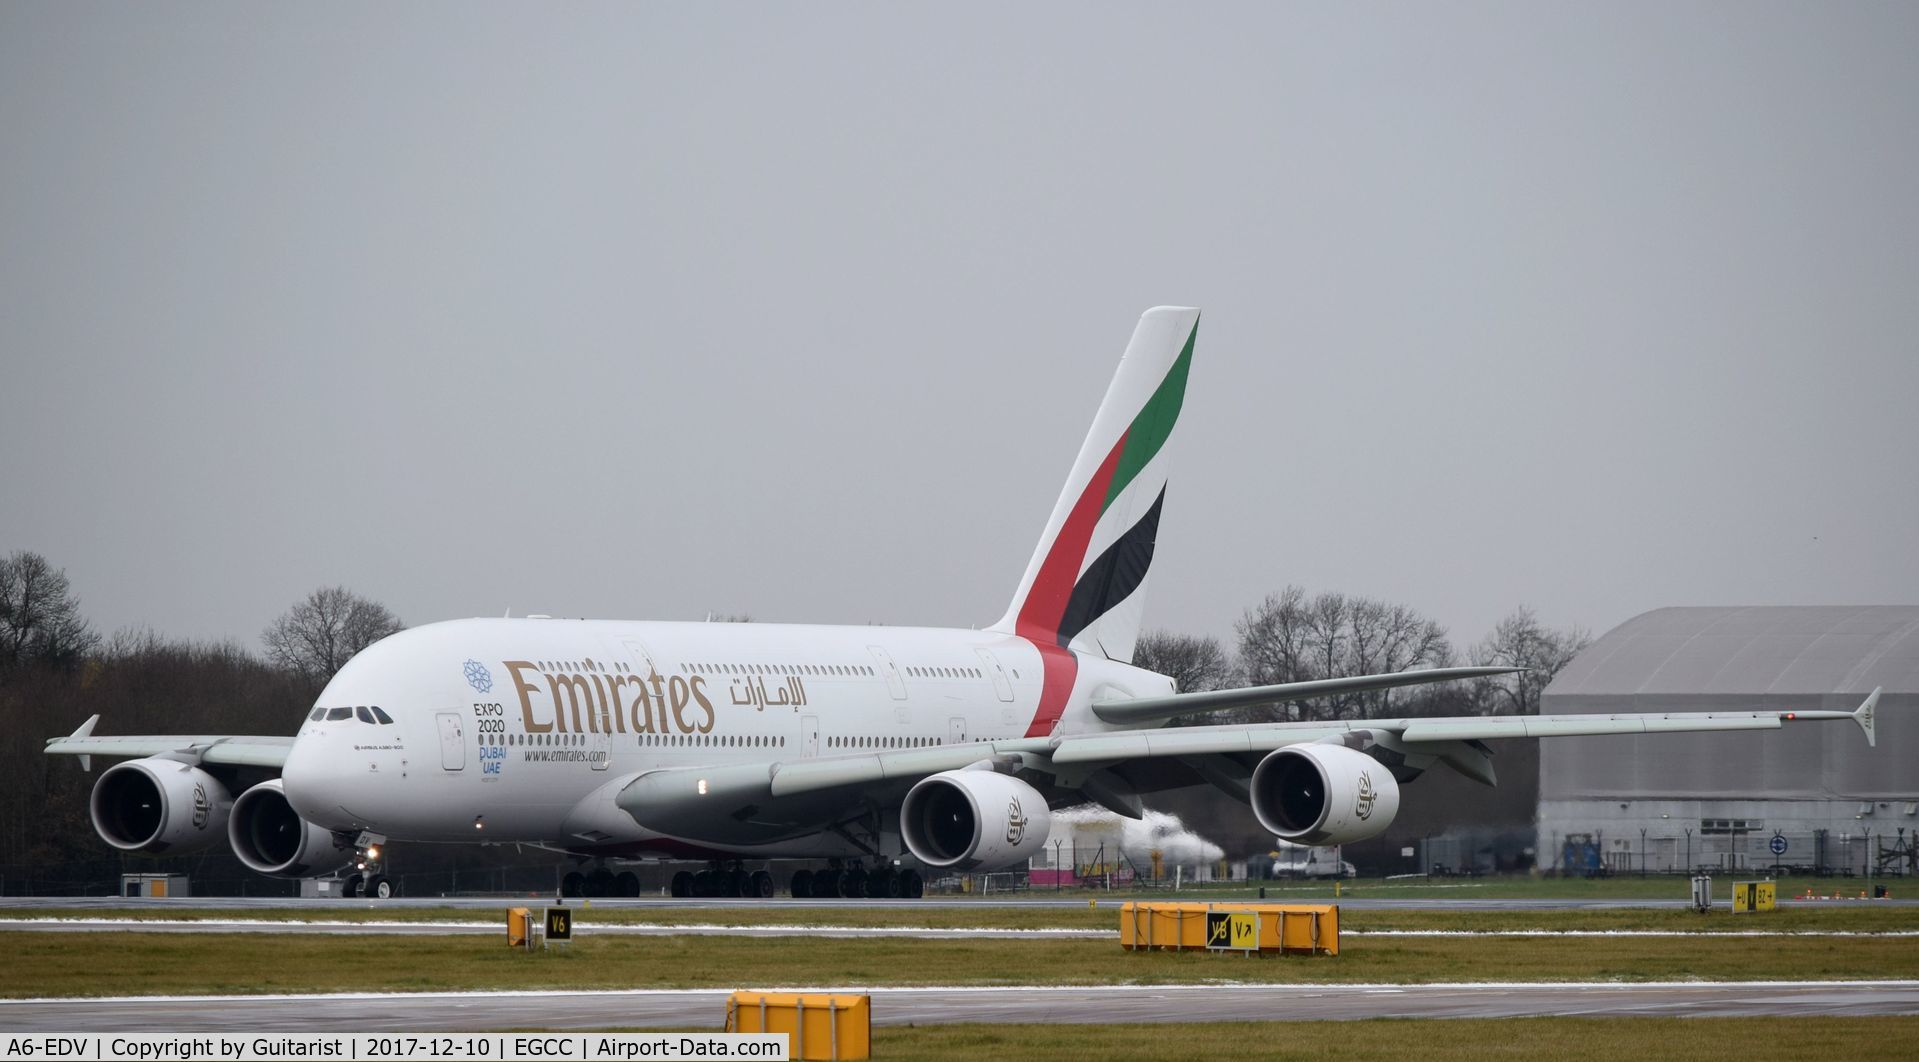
[[3, 3, 1915, 657]]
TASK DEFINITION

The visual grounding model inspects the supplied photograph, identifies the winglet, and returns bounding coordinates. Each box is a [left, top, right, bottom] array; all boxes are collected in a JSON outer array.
[[1855, 687, 1881, 748], [69, 714, 100, 771]]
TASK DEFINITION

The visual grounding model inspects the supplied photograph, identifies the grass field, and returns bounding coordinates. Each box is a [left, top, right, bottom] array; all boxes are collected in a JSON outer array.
[[18, 900, 1916, 934], [9, 920, 1918, 998], [864, 1017, 1919, 1060]]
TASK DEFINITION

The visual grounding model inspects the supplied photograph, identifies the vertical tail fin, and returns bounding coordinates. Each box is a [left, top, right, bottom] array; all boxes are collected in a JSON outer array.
[[990, 306, 1199, 666]]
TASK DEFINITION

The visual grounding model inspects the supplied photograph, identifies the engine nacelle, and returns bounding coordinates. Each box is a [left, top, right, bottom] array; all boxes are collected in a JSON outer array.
[[901, 770, 1051, 872], [1250, 744, 1400, 846], [89, 758, 233, 855], [229, 779, 347, 877]]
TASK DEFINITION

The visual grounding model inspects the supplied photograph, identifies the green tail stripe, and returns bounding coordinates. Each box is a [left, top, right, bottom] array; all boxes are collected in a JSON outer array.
[[1102, 318, 1197, 511]]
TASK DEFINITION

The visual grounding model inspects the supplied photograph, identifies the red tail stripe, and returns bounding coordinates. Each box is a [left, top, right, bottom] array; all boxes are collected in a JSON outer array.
[[1015, 430, 1128, 646], [1015, 430, 1127, 737]]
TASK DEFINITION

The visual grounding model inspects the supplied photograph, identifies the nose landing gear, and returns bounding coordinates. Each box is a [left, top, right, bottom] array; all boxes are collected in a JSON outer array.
[[346, 833, 394, 899]]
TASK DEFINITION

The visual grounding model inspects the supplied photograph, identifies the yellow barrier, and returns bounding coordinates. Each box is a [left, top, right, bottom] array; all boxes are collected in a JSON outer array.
[[1732, 881, 1776, 913], [1119, 902, 1339, 955], [506, 907, 532, 948], [725, 992, 870, 1060]]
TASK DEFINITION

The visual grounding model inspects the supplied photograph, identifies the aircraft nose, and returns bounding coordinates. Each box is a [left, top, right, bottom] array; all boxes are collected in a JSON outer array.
[[281, 732, 356, 829]]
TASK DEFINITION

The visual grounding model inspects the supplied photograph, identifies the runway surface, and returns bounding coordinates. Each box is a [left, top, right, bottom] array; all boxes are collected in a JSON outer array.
[[4, 981, 1914, 1031], [4, 895, 1912, 911]]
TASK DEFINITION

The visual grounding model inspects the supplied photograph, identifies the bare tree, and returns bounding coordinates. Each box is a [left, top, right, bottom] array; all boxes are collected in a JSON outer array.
[[1235, 585, 1453, 721], [1133, 629, 1234, 694], [262, 586, 403, 680], [0, 551, 99, 674], [1470, 606, 1591, 715]]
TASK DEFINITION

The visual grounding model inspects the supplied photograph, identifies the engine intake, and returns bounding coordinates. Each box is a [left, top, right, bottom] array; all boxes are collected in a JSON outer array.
[[901, 769, 1051, 872], [1250, 744, 1400, 846], [229, 779, 346, 877], [89, 758, 232, 855]]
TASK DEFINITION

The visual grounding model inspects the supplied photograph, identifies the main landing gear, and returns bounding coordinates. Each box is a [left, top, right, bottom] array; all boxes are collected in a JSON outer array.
[[560, 863, 643, 898], [788, 861, 923, 899], [670, 861, 775, 898]]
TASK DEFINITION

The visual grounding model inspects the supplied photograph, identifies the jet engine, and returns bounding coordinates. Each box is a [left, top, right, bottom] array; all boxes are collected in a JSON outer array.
[[901, 769, 1051, 872], [1249, 744, 1401, 846], [89, 758, 233, 854], [228, 779, 346, 877]]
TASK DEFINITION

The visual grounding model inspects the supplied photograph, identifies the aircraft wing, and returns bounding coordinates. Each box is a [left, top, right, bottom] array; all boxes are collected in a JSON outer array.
[[42, 716, 293, 770], [618, 688, 1880, 842], [1089, 665, 1525, 724]]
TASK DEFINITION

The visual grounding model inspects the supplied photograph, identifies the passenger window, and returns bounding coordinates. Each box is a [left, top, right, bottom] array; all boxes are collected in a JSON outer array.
[[326, 707, 352, 721]]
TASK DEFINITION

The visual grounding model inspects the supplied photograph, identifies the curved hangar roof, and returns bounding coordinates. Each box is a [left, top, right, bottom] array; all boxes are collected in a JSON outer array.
[[1548, 605, 1919, 698], [1540, 606, 1916, 801]]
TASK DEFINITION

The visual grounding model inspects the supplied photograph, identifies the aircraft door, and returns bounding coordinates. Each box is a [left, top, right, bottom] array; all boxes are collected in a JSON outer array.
[[436, 712, 466, 771], [868, 646, 907, 700], [802, 715, 819, 758], [975, 649, 1015, 702], [948, 716, 967, 745], [589, 728, 610, 771]]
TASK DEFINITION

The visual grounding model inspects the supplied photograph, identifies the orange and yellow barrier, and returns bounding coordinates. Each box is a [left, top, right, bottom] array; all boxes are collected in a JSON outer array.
[[726, 992, 870, 1060], [1120, 901, 1338, 956]]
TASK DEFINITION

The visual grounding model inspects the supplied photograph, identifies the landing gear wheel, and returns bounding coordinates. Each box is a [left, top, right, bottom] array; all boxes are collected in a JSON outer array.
[[616, 871, 642, 898], [670, 871, 693, 898], [343, 874, 364, 899], [692, 870, 715, 897], [789, 869, 814, 898], [811, 870, 841, 898], [843, 866, 868, 899], [368, 875, 395, 899], [899, 869, 924, 898], [749, 870, 774, 898], [561, 871, 586, 898], [865, 867, 897, 899], [724, 870, 746, 898], [588, 868, 617, 897]]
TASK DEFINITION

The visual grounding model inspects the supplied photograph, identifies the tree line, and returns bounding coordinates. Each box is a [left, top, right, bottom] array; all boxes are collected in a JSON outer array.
[[1135, 586, 1590, 722]]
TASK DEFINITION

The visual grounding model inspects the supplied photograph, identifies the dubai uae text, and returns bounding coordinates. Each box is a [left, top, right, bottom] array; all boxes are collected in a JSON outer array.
[[1, 1036, 788, 1062]]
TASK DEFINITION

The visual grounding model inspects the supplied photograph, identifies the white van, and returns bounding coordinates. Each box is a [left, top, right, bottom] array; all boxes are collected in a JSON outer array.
[[1269, 843, 1355, 879]]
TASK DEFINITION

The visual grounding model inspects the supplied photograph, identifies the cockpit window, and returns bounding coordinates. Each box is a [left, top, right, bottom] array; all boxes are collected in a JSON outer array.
[[308, 707, 326, 722], [371, 706, 395, 725], [354, 706, 375, 724], [325, 707, 352, 721]]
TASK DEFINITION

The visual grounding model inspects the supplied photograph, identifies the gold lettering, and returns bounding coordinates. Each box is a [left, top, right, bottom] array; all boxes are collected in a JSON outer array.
[[589, 673, 624, 734], [628, 675, 656, 734], [506, 661, 553, 733], [547, 672, 596, 733], [690, 676, 715, 733], [669, 676, 692, 732]]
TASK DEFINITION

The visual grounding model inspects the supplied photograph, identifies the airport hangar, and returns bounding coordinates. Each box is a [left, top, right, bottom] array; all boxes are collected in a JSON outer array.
[[1536, 605, 1917, 877]]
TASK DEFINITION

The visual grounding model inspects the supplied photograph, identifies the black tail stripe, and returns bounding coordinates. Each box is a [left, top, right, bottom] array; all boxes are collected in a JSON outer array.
[[1056, 487, 1165, 646]]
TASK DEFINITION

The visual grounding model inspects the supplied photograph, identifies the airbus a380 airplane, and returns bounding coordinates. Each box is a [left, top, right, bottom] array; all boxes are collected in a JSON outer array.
[[48, 307, 1883, 900]]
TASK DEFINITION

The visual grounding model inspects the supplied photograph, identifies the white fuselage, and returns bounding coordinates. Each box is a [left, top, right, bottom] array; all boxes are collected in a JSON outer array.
[[280, 618, 1169, 859]]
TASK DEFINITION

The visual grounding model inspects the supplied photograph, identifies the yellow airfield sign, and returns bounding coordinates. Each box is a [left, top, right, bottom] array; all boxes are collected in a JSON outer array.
[[1205, 910, 1260, 951]]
